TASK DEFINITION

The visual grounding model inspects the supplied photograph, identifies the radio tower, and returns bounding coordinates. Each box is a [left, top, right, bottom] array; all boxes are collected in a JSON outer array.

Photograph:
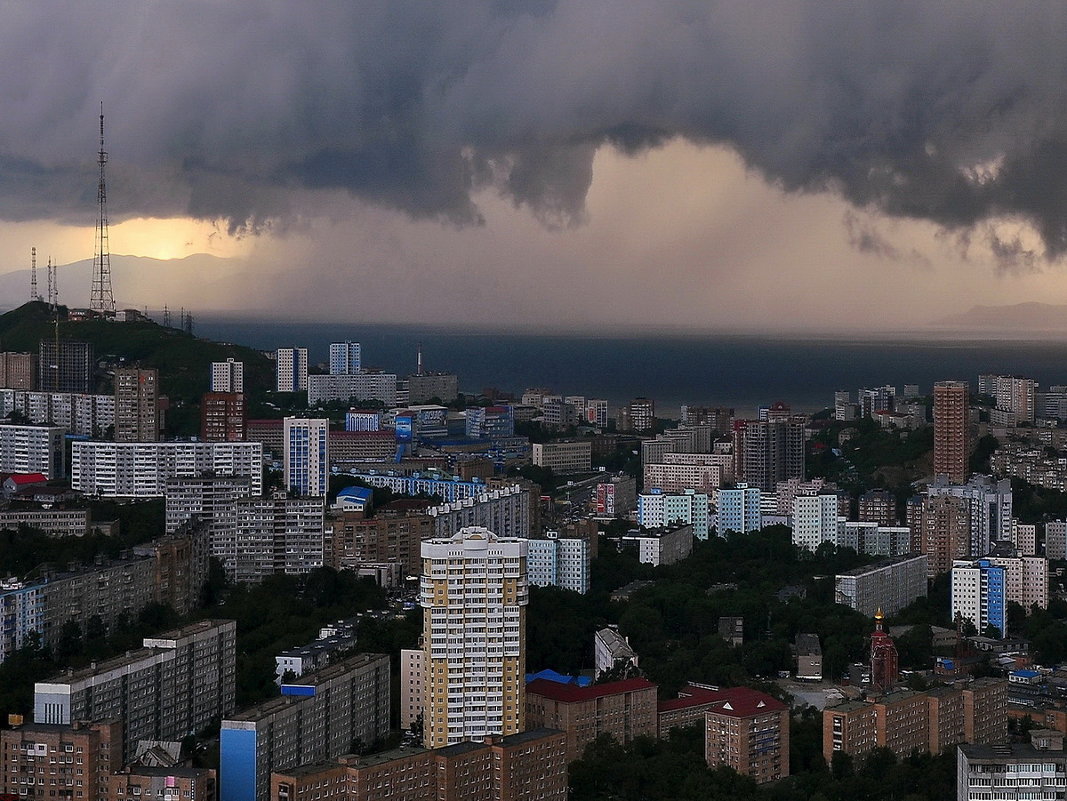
[[89, 102, 116, 314], [30, 247, 38, 302]]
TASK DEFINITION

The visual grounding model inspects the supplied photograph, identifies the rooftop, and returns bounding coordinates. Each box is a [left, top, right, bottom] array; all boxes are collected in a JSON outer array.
[[526, 677, 655, 703]]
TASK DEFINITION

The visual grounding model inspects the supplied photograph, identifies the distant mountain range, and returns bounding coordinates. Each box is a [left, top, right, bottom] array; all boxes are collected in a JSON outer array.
[[936, 302, 1067, 331], [0, 253, 241, 313]]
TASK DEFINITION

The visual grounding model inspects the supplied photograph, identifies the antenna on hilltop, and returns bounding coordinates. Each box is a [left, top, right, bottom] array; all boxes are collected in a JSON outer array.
[[89, 102, 116, 315], [162, 305, 171, 328], [30, 247, 38, 302], [417, 342, 424, 376], [46, 257, 57, 309]]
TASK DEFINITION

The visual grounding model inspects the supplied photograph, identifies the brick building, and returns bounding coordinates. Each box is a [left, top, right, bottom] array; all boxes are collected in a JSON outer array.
[[704, 687, 790, 784], [269, 729, 566, 801], [525, 677, 658, 762], [0, 720, 122, 801]]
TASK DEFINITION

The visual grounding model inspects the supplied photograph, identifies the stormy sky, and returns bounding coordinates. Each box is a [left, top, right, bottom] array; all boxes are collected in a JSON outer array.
[[2, 1, 1067, 329]]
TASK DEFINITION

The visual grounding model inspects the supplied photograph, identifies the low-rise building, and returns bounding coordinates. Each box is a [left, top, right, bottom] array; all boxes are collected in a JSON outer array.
[[622, 523, 694, 567], [531, 440, 592, 475], [594, 626, 638, 679]]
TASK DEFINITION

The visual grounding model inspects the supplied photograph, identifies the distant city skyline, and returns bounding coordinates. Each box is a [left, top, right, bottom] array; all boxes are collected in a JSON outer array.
[[3, 4, 1067, 330]]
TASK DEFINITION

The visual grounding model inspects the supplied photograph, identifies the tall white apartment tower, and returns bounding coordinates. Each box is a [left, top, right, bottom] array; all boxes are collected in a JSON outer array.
[[283, 417, 329, 497], [211, 358, 245, 393], [276, 348, 308, 393], [329, 341, 362, 375], [420, 526, 528, 749]]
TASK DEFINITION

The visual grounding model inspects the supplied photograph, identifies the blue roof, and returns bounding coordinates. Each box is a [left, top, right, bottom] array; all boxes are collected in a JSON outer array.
[[524, 669, 592, 687], [337, 486, 373, 500], [1012, 669, 1041, 678]]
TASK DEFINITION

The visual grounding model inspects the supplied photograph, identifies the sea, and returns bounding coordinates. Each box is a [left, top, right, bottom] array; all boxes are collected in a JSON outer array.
[[194, 316, 1067, 417]]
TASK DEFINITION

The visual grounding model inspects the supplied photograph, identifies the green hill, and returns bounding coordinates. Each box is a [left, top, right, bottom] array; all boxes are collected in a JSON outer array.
[[0, 302, 275, 431]]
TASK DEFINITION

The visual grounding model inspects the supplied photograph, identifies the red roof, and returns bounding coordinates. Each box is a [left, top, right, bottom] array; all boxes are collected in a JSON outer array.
[[705, 687, 787, 718], [658, 684, 724, 712], [526, 677, 655, 703], [7, 473, 47, 485]]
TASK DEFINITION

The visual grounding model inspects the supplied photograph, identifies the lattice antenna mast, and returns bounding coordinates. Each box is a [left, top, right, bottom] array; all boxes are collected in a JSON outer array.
[[89, 102, 116, 314], [30, 247, 38, 302], [46, 257, 55, 308]]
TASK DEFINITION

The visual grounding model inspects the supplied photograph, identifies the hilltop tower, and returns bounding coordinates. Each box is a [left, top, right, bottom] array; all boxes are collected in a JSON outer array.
[[89, 103, 116, 314]]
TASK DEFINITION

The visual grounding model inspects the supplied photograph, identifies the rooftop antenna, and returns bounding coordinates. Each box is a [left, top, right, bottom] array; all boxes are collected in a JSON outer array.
[[30, 247, 38, 302], [416, 342, 424, 376], [89, 102, 116, 315]]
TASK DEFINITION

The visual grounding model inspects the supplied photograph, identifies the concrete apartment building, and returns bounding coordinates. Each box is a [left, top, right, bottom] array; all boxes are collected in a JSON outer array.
[[0, 388, 115, 437], [275, 347, 308, 393], [987, 554, 1049, 612], [951, 559, 1007, 636], [623, 522, 694, 566], [717, 483, 762, 535], [822, 679, 1007, 764], [837, 522, 913, 557], [0, 507, 93, 537], [400, 648, 424, 731], [0, 525, 209, 662], [0, 423, 64, 479], [643, 452, 731, 494], [637, 489, 710, 540], [113, 367, 160, 442], [526, 532, 591, 594], [933, 380, 970, 484], [958, 731, 1067, 801], [212, 357, 244, 392], [531, 440, 592, 474], [269, 729, 567, 801], [35, 620, 236, 762], [420, 527, 529, 749], [792, 493, 841, 552], [284, 417, 329, 497], [307, 372, 398, 407], [164, 473, 255, 533], [427, 482, 533, 539], [834, 555, 929, 617], [525, 677, 658, 762], [275, 618, 358, 683], [71, 440, 263, 497], [222, 492, 324, 583], [705, 687, 790, 784], [0, 719, 122, 801], [221, 653, 391, 801]]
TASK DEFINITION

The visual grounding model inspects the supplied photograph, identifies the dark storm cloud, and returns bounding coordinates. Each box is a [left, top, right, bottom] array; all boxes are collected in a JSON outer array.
[[4, 2, 1067, 254]]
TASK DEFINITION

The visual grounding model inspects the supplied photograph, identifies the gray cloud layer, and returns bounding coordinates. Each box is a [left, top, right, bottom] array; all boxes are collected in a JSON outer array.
[[3, 2, 1067, 253]]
